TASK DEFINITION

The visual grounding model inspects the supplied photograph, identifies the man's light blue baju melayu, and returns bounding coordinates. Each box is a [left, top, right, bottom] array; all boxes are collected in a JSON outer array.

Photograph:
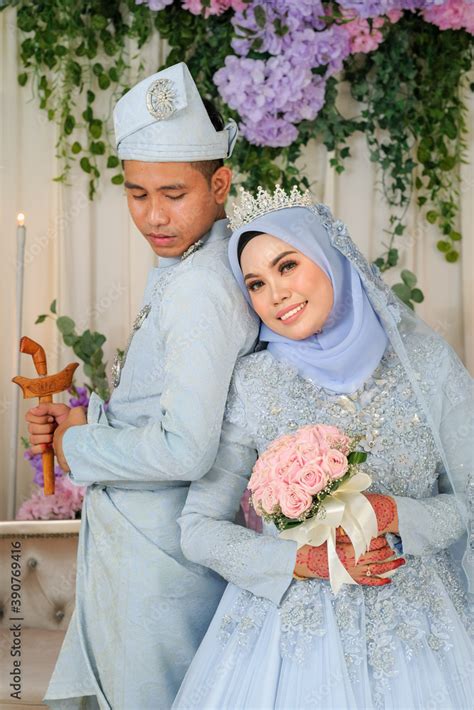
[[44, 217, 258, 710]]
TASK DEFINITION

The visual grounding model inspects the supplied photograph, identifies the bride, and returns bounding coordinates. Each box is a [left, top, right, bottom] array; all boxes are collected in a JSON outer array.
[[173, 189, 472, 709]]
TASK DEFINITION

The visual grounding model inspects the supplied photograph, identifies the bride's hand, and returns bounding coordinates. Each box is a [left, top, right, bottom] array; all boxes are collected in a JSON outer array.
[[294, 535, 405, 587], [364, 493, 399, 535]]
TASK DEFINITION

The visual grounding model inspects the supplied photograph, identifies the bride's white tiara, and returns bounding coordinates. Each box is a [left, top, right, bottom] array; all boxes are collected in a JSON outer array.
[[229, 184, 313, 231]]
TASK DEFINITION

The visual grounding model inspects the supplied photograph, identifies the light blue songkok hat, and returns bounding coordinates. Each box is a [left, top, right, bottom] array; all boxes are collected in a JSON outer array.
[[113, 62, 238, 161], [228, 201, 388, 394]]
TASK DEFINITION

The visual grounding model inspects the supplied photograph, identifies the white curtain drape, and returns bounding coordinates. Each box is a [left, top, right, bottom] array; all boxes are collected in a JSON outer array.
[[1, 7, 472, 519]]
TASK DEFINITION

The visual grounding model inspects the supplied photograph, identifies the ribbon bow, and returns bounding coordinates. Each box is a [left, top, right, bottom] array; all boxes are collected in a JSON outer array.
[[279, 472, 377, 594]]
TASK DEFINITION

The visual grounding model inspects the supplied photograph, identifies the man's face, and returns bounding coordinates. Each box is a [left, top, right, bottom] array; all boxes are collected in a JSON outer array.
[[124, 161, 231, 258]]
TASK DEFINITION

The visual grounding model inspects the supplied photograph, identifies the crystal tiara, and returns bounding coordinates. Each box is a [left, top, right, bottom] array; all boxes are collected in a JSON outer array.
[[229, 185, 313, 230]]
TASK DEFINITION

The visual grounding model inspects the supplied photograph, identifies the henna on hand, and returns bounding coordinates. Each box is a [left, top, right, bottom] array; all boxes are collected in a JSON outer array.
[[365, 493, 399, 534]]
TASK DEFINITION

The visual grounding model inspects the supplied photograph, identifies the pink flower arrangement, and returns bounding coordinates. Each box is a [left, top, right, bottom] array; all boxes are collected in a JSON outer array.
[[423, 0, 474, 34], [248, 424, 366, 527], [342, 14, 386, 54], [16, 475, 85, 521]]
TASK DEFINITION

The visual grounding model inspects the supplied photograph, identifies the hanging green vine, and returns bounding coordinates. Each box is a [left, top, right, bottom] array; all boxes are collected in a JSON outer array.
[[3, 0, 473, 308]]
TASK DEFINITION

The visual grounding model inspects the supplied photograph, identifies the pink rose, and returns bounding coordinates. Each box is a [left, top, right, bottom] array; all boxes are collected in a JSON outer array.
[[279, 484, 313, 519], [297, 463, 328, 495], [259, 482, 284, 515], [323, 449, 349, 480]]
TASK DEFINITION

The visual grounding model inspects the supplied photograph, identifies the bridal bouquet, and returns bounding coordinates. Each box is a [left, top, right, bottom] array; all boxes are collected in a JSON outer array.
[[248, 424, 377, 593]]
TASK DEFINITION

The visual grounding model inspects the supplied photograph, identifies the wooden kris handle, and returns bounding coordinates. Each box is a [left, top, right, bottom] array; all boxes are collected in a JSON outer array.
[[39, 394, 55, 495]]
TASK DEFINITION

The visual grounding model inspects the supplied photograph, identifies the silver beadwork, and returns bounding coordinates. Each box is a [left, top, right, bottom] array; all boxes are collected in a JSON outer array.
[[112, 305, 151, 388]]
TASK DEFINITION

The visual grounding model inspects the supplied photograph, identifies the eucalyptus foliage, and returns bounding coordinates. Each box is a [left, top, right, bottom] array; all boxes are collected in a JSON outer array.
[[36, 299, 110, 401]]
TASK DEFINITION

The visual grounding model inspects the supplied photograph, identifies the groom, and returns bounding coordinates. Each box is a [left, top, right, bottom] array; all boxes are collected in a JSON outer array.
[[26, 62, 259, 709]]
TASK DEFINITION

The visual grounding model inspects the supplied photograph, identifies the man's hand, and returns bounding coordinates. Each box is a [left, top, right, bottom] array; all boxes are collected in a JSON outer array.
[[53, 407, 87, 472], [26, 403, 71, 455], [294, 533, 405, 587], [26, 403, 87, 473]]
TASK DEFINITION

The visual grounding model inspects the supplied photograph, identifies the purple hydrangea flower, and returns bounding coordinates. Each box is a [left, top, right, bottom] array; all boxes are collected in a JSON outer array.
[[68, 386, 90, 409], [24, 450, 63, 487]]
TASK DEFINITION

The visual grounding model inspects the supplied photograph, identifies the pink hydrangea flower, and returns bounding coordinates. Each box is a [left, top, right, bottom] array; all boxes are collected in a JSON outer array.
[[181, 0, 246, 17], [423, 0, 474, 34], [16, 476, 85, 521], [342, 12, 385, 54]]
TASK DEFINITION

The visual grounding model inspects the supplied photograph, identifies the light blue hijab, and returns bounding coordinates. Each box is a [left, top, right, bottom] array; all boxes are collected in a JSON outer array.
[[228, 206, 388, 394]]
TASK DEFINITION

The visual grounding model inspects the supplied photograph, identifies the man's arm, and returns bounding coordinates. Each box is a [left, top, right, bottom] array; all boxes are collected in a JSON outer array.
[[62, 267, 257, 485]]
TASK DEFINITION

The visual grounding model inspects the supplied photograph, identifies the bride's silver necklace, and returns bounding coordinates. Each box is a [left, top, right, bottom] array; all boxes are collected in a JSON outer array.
[[111, 239, 204, 389]]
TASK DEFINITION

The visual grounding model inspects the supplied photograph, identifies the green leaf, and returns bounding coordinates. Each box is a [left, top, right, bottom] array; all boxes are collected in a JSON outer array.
[[89, 120, 102, 139], [254, 5, 266, 28], [387, 248, 399, 267], [392, 283, 412, 302], [401, 269, 417, 288], [91, 141, 105, 155], [35, 314, 48, 324], [439, 155, 456, 171], [92, 62, 104, 77], [82, 106, 93, 123], [50, 299, 57, 314], [410, 288, 424, 303], [18, 73, 28, 87], [98, 74, 111, 90], [64, 115, 75, 135], [80, 157, 91, 174], [63, 333, 76, 347], [437, 240, 451, 253], [107, 155, 120, 168], [426, 211, 438, 224], [347, 451, 368, 464], [450, 231, 462, 241], [56, 316, 75, 336], [111, 174, 124, 185], [71, 141, 82, 154], [87, 90, 95, 104], [445, 250, 459, 263], [91, 15, 107, 31]]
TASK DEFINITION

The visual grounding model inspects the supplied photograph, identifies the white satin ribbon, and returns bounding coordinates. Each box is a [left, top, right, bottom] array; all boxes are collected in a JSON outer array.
[[279, 472, 377, 595]]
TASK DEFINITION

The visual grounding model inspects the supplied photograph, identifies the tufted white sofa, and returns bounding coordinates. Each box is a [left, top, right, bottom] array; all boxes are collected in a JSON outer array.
[[0, 520, 80, 709]]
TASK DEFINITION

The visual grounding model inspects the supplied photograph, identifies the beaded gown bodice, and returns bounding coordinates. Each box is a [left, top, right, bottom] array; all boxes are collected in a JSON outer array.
[[227, 344, 439, 500]]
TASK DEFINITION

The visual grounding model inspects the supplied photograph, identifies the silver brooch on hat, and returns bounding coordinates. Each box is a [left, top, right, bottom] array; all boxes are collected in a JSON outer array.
[[146, 78, 177, 121]]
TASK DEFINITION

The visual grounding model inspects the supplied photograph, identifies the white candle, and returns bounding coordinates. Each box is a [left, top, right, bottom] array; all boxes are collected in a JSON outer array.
[[9, 214, 27, 519]]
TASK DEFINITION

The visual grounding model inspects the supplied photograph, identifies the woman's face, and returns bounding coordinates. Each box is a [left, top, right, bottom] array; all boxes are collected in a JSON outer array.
[[240, 233, 334, 340]]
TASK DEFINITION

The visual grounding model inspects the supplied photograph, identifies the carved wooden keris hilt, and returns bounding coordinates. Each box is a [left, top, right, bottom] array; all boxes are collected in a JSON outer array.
[[12, 337, 79, 496]]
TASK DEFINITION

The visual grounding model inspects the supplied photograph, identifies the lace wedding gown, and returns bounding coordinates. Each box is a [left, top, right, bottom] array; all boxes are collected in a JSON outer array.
[[173, 343, 472, 710]]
